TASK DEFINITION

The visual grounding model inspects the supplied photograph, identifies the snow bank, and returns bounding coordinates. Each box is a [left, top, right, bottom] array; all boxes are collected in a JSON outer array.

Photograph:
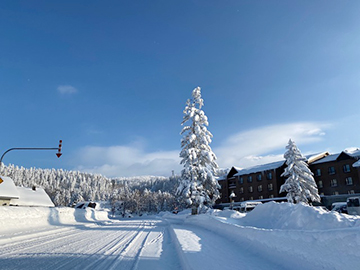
[[172, 202, 360, 270], [206, 202, 360, 230], [0, 207, 109, 233], [240, 201, 360, 230]]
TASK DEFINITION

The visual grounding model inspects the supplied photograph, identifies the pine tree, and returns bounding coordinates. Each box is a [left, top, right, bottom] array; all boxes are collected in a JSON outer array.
[[177, 87, 220, 215], [280, 139, 321, 204]]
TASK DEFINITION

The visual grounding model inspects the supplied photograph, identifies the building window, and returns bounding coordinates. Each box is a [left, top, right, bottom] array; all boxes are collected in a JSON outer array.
[[349, 190, 355, 194], [249, 186, 253, 193], [343, 164, 351, 173], [268, 183, 273, 191], [259, 195, 263, 199], [346, 177, 353, 186], [238, 177, 243, 184], [266, 172, 273, 180], [314, 169, 321, 177], [248, 176, 253, 183], [317, 180, 323, 188], [240, 187, 244, 194], [328, 166, 336, 175], [256, 174, 262, 181], [331, 179, 338, 187], [258, 185, 263, 192]]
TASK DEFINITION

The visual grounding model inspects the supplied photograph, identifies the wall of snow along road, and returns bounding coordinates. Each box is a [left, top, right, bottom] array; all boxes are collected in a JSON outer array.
[[184, 202, 360, 270], [0, 207, 109, 233]]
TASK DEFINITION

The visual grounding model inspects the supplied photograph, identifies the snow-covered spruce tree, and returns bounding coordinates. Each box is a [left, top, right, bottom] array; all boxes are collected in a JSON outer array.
[[176, 87, 220, 215], [280, 139, 320, 205]]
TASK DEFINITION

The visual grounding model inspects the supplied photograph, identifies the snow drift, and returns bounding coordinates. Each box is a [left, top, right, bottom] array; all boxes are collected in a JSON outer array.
[[237, 201, 360, 230], [180, 202, 360, 270], [0, 207, 109, 233]]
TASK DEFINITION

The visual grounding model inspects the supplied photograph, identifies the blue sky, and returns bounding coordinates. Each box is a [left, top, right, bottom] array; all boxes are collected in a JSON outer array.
[[1, 1, 359, 177]]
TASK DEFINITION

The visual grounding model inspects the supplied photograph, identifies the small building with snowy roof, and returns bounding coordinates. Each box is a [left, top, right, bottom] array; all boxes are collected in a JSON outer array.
[[10, 186, 54, 207], [0, 176, 54, 207], [0, 176, 20, 206]]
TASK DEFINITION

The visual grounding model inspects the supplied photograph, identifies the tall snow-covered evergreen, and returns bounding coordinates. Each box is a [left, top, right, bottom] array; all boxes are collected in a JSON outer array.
[[280, 139, 321, 204], [177, 87, 220, 214]]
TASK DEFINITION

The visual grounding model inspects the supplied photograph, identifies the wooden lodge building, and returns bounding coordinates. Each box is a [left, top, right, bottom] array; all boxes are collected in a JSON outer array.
[[217, 148, 360, 208]]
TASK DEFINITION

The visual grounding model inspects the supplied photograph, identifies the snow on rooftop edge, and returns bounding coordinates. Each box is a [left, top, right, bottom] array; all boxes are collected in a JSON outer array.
[[10, 187, 55, 207], [344, 147, 360, 158], [0, 176, 20, 199], [234, 160, 285, 176], [234, 152, 328, 176]]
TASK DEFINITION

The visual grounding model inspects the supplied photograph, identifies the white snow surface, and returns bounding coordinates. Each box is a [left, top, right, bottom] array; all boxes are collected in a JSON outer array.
[[10, 187, 55, 207], [344, 147, 360, 157], [0, 202, 359, 270], [0, 176, 19, 199]]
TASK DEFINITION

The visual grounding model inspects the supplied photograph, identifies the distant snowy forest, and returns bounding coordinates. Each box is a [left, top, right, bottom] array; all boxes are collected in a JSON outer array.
[[0, 164, 186, 213]]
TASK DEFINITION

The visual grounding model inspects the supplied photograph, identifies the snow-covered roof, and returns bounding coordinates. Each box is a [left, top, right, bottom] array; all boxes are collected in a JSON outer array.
[[344, 148, 360, 158], [307, 152, 330, 163], [311, 153, 340, 164], [311, 148, 360, 165], [234, 160, 285, 176], [353, 160, 360, 168], [10, 187, 54, 207], [233, 152, 329, 176], [0, 176, 20, 200]]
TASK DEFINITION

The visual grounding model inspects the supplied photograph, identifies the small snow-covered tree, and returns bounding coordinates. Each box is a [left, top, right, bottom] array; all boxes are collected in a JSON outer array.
[[176, 87, 220, 215], [280, 139, 320, 204]]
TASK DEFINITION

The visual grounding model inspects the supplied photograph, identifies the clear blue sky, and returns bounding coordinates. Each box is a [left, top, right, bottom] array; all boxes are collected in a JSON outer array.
[[1, 1, 359, 177]]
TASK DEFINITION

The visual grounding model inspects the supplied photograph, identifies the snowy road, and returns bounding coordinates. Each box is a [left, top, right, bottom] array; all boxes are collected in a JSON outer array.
[[1, 205, 360, 270], [0, 217, 286, 270], [0, 219, 182, 270]]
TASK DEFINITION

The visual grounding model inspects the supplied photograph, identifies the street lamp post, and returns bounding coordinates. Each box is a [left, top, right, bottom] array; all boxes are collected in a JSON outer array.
[[0, 140, 62, 171], [229, 191, 236, 210]]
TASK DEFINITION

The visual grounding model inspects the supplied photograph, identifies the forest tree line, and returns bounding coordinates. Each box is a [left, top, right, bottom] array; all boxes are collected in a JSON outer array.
[[0, 164, 186, 214]]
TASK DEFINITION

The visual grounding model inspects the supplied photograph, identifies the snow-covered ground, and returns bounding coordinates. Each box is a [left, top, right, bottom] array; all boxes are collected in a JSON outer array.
[[0, 202, 359, 270]]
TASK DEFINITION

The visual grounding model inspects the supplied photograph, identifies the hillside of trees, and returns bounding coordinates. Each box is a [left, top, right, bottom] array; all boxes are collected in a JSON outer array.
[[0, 164, 185, 214]]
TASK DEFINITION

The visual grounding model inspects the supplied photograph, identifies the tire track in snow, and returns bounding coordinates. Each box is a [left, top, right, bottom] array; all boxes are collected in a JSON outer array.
[[0, 219, 184, 270], [0, 223, 136, 269], [116, 221, 152, 270], [50, 227, 141, 270], [79, 220, 149, 270], [0, 227, 87, 257], [45, 220, 155, 270]]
